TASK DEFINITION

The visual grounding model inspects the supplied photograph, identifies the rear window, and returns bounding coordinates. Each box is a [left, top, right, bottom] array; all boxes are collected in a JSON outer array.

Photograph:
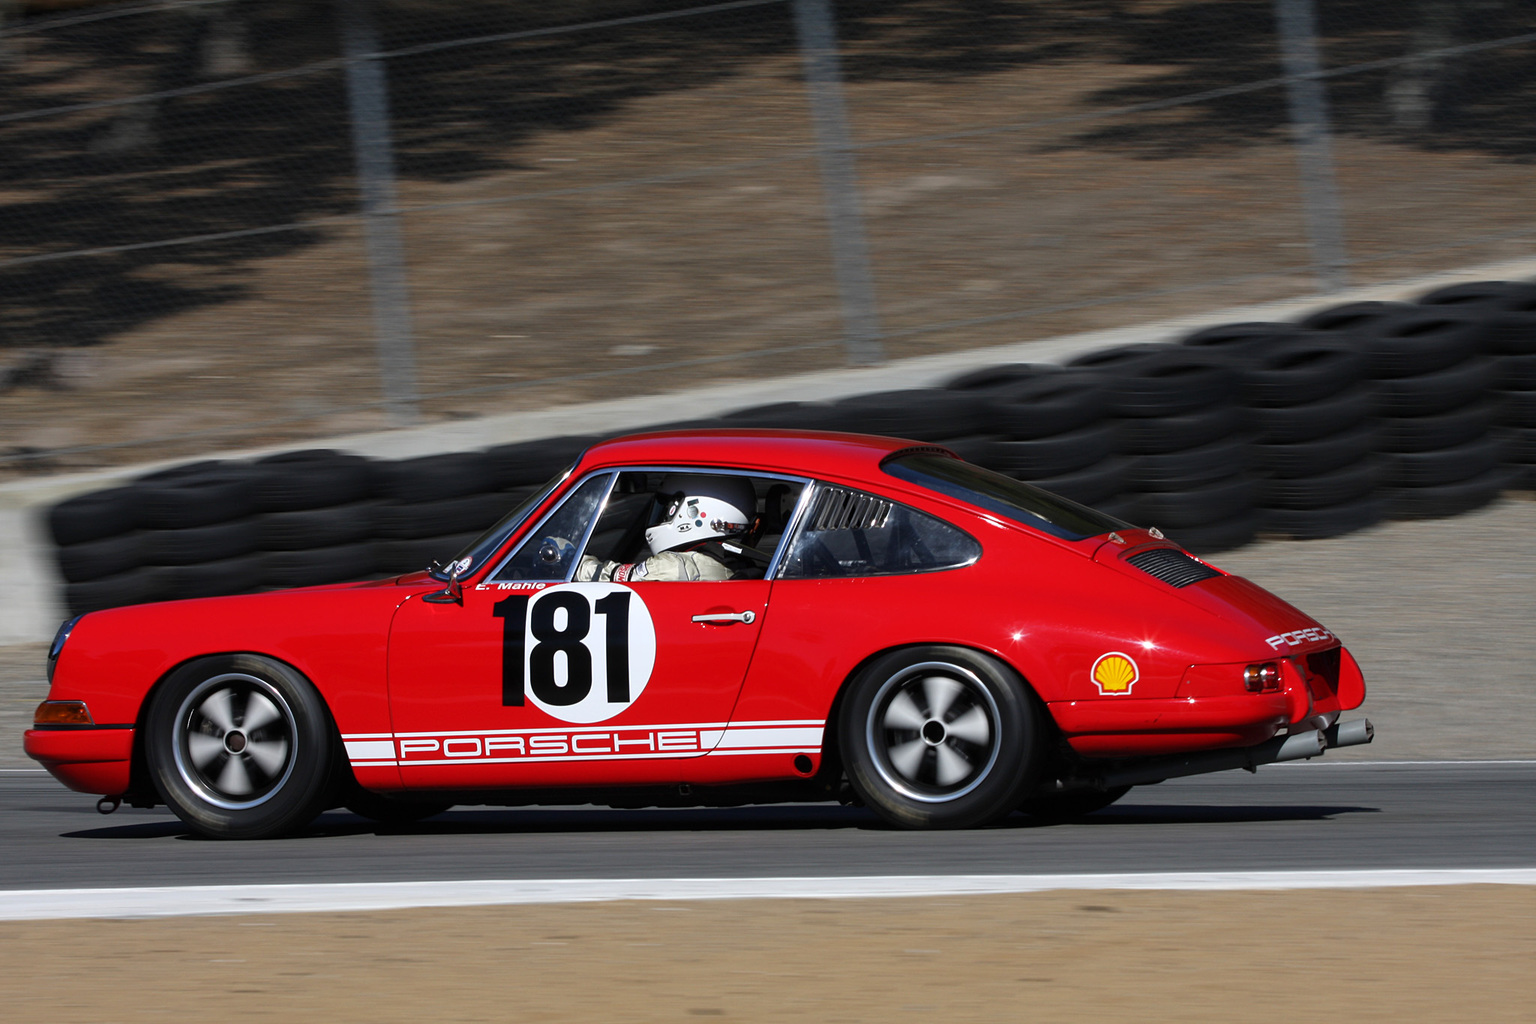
[[883, 453, 1127, 542]]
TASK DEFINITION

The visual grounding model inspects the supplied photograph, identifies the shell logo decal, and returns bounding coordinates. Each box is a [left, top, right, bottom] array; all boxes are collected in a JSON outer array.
[[1091, 652, 1139, 696]]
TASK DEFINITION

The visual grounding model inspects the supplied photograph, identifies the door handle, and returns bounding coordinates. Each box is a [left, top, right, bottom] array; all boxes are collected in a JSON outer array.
[[691, 610, 756, 625]]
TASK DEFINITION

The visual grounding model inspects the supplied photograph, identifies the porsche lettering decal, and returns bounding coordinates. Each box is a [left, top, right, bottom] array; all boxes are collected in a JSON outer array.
[[341, 721, 825, 767], [1265, 627, 1334, 650]]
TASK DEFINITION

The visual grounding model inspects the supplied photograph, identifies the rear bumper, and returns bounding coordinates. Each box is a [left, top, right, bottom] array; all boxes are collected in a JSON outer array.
[[24, 726, 134, 796], [1049, 695, 1289, 757]]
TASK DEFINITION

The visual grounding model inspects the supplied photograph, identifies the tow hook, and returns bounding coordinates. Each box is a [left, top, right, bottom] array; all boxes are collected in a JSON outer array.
[[96, 796, 121, 815]]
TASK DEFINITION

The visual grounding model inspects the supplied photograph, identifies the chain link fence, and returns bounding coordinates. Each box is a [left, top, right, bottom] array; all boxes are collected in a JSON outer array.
[[4, 0, 1536, 473]]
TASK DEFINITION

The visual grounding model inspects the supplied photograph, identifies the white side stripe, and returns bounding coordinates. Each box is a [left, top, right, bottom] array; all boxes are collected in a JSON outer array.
[[3, 870, 1535, 921]]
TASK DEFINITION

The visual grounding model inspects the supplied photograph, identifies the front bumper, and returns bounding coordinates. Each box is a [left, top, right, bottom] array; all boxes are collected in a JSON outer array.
[[24, 726, 134, 795]]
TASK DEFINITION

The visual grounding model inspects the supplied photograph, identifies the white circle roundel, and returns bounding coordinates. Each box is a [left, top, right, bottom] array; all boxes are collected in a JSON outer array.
[[524, 583, 656, 725]]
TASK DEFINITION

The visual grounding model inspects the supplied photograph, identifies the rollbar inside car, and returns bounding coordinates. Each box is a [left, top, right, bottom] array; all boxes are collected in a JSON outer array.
[[1124, 547, 1221, 588]]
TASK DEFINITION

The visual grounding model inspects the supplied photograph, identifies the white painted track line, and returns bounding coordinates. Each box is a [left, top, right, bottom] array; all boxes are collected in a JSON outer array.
[[3, 870, 1535, 921]]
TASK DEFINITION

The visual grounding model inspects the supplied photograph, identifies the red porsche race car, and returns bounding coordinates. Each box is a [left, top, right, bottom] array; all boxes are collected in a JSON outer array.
[[27, 431, 1370, 838]]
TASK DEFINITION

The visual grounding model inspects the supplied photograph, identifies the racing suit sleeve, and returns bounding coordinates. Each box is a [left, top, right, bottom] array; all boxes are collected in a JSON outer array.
[[575, 550, 733, 582]]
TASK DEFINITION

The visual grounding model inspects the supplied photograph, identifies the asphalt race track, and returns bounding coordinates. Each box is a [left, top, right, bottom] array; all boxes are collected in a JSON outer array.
[[2, 762, 1531, 892]]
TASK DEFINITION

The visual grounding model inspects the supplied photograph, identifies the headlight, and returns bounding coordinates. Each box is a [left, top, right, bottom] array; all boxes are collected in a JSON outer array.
[[47, 614, 84, 684]]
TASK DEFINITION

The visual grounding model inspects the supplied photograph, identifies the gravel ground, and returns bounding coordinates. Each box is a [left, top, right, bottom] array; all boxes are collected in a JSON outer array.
[[5, 497, 1533, 769]]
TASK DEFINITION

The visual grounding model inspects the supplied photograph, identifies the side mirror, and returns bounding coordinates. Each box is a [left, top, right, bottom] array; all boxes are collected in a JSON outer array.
[[423, 557, 469, 605]]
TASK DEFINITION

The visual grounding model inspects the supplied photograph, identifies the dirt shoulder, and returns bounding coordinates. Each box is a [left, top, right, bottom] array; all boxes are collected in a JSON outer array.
[[2, 887, 1532, 1023]]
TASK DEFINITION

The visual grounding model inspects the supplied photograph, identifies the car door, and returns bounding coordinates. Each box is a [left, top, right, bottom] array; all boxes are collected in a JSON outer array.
[[385, 468, 801, 790]]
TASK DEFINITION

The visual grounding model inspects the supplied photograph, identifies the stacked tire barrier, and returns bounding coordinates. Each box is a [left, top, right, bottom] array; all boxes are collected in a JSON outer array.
[[44, 281, 1536, 614], [49, 438, 593, 615], [1183, 321, 1382, 541], [1064, 344, 1255, 553], [943, 367, 1125, 510]]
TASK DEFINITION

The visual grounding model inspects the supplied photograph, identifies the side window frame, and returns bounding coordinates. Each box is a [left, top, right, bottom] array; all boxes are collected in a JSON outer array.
[[568, 466, 815, 580], [772, 480, 982, 581], [487, 470, 617, 583]]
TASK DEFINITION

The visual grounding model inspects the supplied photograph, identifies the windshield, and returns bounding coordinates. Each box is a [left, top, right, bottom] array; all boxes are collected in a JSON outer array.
[[431, 468, 572, 578], [883, 453, 1128, 542]]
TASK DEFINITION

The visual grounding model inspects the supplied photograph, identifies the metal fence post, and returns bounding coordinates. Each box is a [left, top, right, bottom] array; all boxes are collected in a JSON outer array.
[[792, 0, 884, 366], [338, 0, 419, 424], [1274, 0, 1349, 293]]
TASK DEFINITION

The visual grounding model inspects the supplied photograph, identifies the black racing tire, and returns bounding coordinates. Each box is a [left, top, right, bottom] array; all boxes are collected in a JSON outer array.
[[839, 646, 1042, 829], [1485, 312, 1536, 356], [834, 389, 987, 441], [135, 467, 256, 530], [1128, 474, 1257, 529], [1179, 320, 1303, 358], [1252, 421, 1378, 478], [1028, 457, 1128, 506], [256, 502, 379, 551], [64, 567, 167, 616], [1020, 785, 1132, 822], [483, 436, 592, 489], [721, 402, 844, 430], [342, 782, 453, 825], [261, 542, 379, 589], [371, 492, 515, 540], [1164, 510, 1260, 554], [153, 554, 265, 600], [1261, 457, 1382, 510], [57, 530, 150, 584], [1298, 299, 1409, 333], [1377, 400, 1497, 453], [1124, 434, 1250, 491], [1496, 389, 1536, 428], [1416, 280, 1536, 313], [1248, 385, 1373, 444], [1115, 404, 1245, 456], [48, 486, 143, 546], [990, 423, 1118, 478], [1499, 354, 1536, 390], [251, 450, 375, 512], [945, 435, 1004, 466], [1373, 357, 1498, 418], [1240, 336, 1367, 406], [145, 519, 259, 566], [1068, 346, 1237, 418], [943, 362, 1061, 392], [1355, 309, 1488, 379], [984, 374, 1109, 439], [375, 452, 496, 504], [1385, 465, 1517, 520], [1258, 495, 1385, 540], [144, 654, 339, 840], [1380, 433, 1505, 488]]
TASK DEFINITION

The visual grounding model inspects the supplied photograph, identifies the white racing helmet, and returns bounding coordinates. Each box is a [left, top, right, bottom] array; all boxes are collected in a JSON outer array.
[[645, 474, 757, 556]]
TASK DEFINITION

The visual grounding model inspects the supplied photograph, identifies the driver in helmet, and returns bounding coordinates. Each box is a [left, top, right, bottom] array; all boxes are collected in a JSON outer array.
[[576, 474, 763, 582]]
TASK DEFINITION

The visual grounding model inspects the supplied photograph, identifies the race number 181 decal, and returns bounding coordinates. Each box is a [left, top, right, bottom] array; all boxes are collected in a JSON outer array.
[[493, 583, 657, 724]]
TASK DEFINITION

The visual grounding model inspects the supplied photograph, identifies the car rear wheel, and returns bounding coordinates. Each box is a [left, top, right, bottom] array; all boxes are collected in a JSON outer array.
[[145, 654, 336, 839], [840, 646, 1041, 829]]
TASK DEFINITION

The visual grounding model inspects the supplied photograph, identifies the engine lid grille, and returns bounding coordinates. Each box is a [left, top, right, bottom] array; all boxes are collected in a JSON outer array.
[[1125, 547, 1221, 588]]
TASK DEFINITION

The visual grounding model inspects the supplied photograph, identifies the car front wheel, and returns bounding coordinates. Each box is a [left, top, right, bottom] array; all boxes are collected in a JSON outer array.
[[839, 646, 1042, 829], [144, 654, 337, 839]]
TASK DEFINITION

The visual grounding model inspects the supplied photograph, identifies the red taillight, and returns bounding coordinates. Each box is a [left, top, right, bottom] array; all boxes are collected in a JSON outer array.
[[1243, 663, 1282, 693]]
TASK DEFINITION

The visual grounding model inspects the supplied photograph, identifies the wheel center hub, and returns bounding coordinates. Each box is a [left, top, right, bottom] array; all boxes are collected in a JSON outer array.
[[921, 719, 946, 745], [224, 731, 247, 754]]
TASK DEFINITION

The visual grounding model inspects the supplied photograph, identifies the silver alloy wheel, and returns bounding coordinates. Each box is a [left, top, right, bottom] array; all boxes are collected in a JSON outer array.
[[865, 661, 1001, 803], [171, 673, 297, 811]]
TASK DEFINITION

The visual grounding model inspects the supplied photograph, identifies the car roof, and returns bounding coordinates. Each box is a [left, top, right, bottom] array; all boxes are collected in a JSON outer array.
[[579, 429, 945, 481]]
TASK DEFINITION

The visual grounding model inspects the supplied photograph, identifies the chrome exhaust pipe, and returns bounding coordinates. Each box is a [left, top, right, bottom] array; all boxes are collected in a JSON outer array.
[[1324, 718, 1374, 749], [1274, 728, 1327, 762]]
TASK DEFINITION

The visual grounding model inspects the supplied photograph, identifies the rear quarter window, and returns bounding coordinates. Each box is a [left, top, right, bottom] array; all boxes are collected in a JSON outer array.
[[777, 484, 980, 580]]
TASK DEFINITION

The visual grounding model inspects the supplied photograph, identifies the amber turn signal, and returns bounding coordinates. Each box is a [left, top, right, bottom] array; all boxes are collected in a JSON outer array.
[[34, 700, 93, 726], [1243, 663, 1282, 693]]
